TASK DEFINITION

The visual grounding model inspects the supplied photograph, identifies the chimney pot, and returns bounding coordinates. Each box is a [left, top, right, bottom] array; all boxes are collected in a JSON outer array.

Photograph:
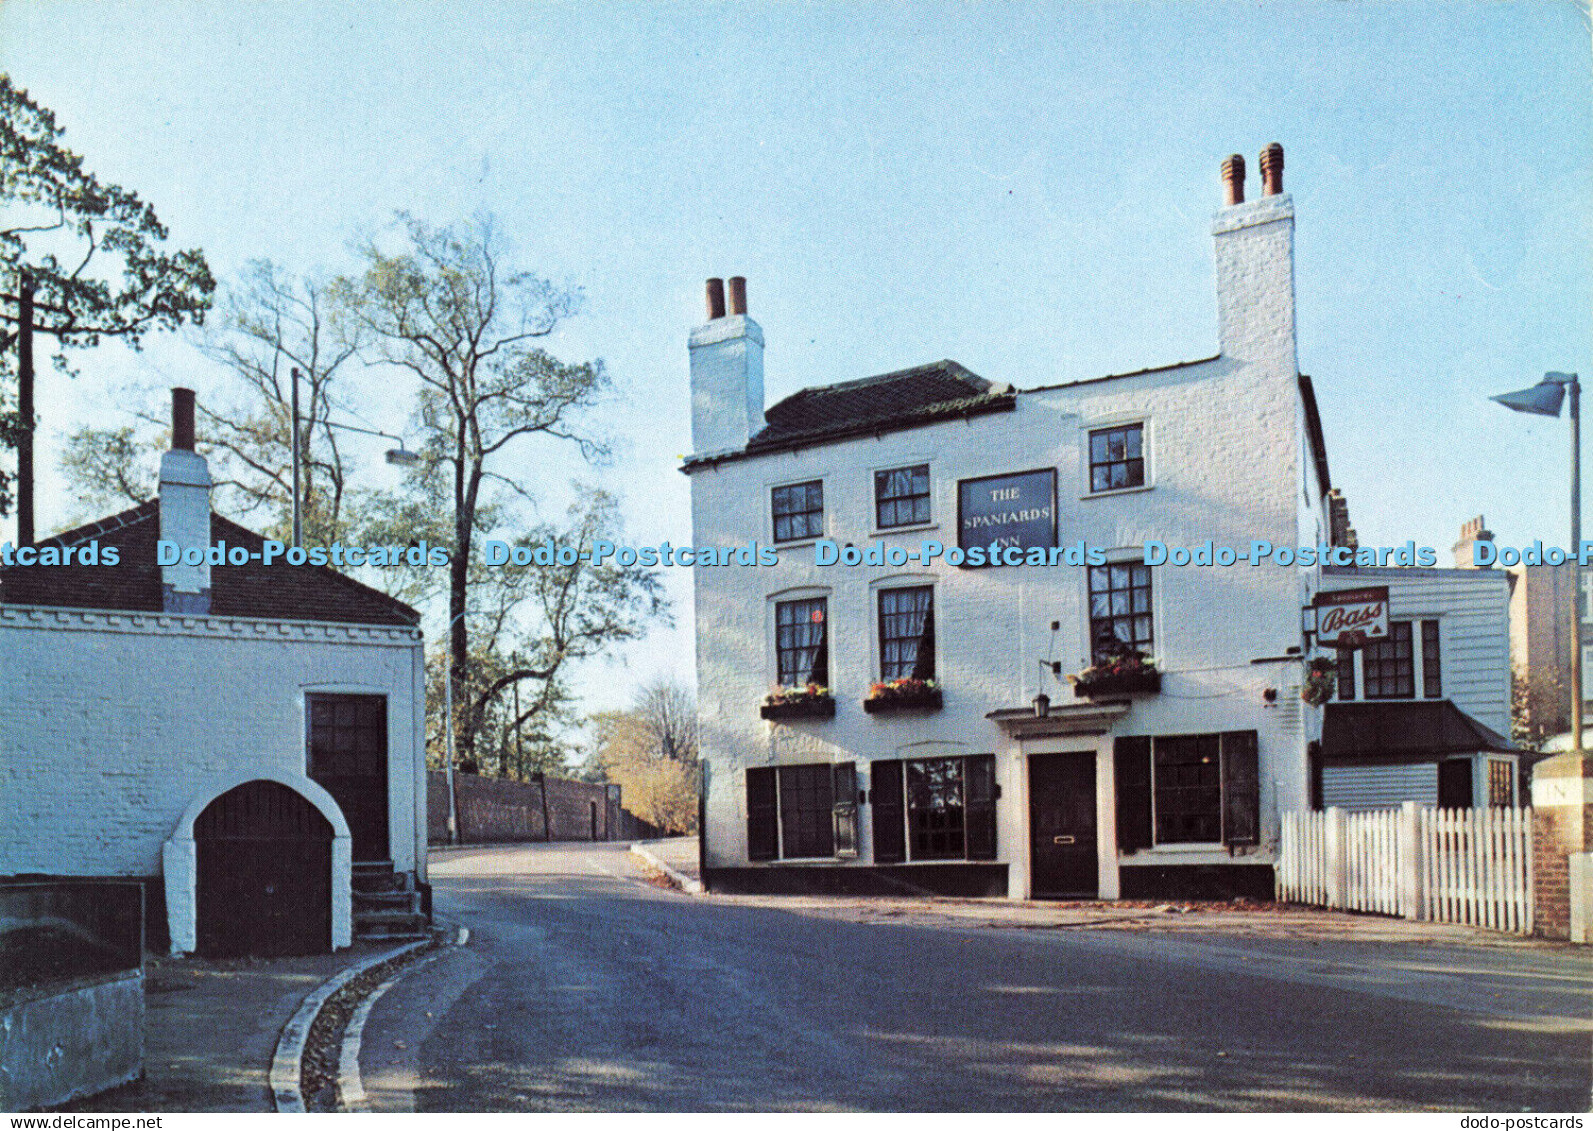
[[705, 278, 726, 321], [172, 387, 196, 451], [1260, 143, 1284, 196], [728, 276, 747, 316], [1221, 154, 1246, 206]]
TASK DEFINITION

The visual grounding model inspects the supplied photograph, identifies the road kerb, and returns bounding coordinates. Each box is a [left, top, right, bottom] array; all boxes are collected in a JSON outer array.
[[630, 842, 704, 894], [337, 924, 468, 1112], [269, 937, 431, 1112]]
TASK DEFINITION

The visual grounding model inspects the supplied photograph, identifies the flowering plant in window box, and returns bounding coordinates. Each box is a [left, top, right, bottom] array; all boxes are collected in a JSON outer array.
[[863, 677, 943, 714], [1069, 650, 1161, 698], [1301, 657, 1337, 707], [760, 684, 836, 721]]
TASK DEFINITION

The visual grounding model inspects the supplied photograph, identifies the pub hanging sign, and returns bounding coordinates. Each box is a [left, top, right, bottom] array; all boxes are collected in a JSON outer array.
[[1311, 586, 1390, 649], [957, 468, 1057, 560]]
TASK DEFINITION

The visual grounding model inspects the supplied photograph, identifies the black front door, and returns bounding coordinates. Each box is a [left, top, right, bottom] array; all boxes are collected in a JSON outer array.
[[307, 693, 390, 861], [1029, 752, 1098, 898]]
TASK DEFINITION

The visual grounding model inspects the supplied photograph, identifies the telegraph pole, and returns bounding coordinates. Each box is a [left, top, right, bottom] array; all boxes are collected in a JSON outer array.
[[16, 275, 33, 546]]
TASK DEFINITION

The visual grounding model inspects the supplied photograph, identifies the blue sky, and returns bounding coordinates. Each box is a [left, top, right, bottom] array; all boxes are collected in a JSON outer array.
[[2, 0, 1589, 710]]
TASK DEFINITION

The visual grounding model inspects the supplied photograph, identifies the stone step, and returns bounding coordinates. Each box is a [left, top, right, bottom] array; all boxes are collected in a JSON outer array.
[[354, 889, 418, 912], [352, 867, 411, 895], [354, 910, 429, 939]]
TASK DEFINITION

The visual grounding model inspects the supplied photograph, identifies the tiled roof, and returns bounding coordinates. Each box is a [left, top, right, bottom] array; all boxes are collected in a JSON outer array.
[[1322, 700, 1518, 758], [1, 500, 419, 627], [686, 360, 1016, 468]]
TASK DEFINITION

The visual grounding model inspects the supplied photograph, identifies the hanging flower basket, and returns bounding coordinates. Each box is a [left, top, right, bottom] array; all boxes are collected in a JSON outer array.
[[1301, 658, 1337, 707], [1069, 652, 1161, 698], [863, 678, 943, 714], [761, 685, 836, 721]]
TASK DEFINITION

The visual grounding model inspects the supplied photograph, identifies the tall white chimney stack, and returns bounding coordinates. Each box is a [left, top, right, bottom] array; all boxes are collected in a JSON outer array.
[[159, 387, 213, 613], [689, 276, 764, 457], [1212, 143, 1297, 370]]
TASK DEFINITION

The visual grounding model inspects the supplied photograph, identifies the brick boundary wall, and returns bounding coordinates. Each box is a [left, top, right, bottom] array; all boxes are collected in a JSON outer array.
[[1533, 806, 1573, 938], [1529, 751, 1592, 941], [427, 770, 669, 845]]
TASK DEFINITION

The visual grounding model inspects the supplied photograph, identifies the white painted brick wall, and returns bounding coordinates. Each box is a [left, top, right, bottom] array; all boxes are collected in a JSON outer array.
[[0, 608, 426, 882], [687, 192, 1322, 896]]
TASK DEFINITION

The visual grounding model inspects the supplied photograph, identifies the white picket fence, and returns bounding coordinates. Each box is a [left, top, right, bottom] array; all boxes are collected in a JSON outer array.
[[1277, 803, 1533, 934]]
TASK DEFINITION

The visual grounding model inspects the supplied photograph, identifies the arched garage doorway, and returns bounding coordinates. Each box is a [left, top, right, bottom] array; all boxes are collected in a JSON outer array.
[[195, 780, 332, 956]]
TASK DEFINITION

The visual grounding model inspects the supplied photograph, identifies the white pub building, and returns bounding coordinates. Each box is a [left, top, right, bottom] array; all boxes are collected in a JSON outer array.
[[684, 147, 1335, 900]]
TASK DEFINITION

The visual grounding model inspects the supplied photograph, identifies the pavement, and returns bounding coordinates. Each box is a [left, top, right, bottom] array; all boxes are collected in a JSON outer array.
[[61, 942, 398, 1112], [635, 835, 1573, 949], [361, 842, 1593, 1112]]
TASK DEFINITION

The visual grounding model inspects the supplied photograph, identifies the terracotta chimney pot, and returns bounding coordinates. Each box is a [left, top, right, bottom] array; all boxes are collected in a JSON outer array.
[[1260, 143, 1284, 196], [172, 387, 196, 451]]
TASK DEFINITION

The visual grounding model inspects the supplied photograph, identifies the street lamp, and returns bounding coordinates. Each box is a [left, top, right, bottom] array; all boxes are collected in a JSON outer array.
[[1492, 371, 1582, 756], [288, 366, 420, 547]]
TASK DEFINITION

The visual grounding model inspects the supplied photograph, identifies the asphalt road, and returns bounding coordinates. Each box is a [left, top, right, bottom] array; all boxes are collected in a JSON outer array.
[[359, 842, 1592, 1112]]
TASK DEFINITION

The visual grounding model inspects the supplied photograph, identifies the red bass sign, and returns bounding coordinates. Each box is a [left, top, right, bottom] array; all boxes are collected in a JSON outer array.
[[1313, 586, 1390, 648]]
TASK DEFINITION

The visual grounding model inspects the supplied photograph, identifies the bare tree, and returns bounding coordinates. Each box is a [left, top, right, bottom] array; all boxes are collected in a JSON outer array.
[[192, 260, 360, 542], [634, 679, 699, 763], [58, 261, 361, 544], [336, 214, 612, 762], [59, 424, 156, 516]]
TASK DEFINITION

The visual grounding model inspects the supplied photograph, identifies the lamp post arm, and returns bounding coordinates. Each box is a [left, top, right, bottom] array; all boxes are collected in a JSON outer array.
[[1572, 377, 1583, 758], [320, 418, 409, 447]]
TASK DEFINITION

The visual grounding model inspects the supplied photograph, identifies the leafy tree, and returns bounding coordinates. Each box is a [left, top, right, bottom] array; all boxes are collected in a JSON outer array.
[[1, 74, 214, 514], [336, 214, 618, 761], [58, 424, 156, 517], [589, 679, 700, 835], [1510, 666, 1547, 752]]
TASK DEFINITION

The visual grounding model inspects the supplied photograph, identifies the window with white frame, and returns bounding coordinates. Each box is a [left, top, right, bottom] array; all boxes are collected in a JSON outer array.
[[878, 586, 935, 681], [1088, 423, 1145, 493], [746, 762, 857, 860], [772, 480, 824, 543], [1334, 619, 1441, 701], [875, 464, 931, 529], [774, 597, 828, 688], [1114, 732, 1259, 850], [1088, 562, 1152, 661]]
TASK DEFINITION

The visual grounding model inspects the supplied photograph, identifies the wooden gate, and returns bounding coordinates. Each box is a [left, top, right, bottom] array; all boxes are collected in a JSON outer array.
[[195, 780, 332, 957]]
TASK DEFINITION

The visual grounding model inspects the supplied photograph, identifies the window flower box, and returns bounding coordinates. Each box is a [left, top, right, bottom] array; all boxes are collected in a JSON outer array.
[[1069, 652, 1161, 698], [760, 686, 835, 721], [863, 678, 943, 714]]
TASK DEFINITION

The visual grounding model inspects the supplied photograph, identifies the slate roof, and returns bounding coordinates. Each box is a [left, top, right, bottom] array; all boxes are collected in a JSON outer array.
[[1321, 701, 1519, 759], [685, 360, 1016, 468], [1, 500, 419, 627]]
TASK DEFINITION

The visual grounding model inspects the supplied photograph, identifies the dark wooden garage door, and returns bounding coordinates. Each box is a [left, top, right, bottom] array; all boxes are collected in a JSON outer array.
[[196, 780, 332, 957]]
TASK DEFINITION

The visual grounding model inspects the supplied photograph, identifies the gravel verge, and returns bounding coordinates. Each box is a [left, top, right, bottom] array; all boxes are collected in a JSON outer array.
[[299, 936, 441, 1111]]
